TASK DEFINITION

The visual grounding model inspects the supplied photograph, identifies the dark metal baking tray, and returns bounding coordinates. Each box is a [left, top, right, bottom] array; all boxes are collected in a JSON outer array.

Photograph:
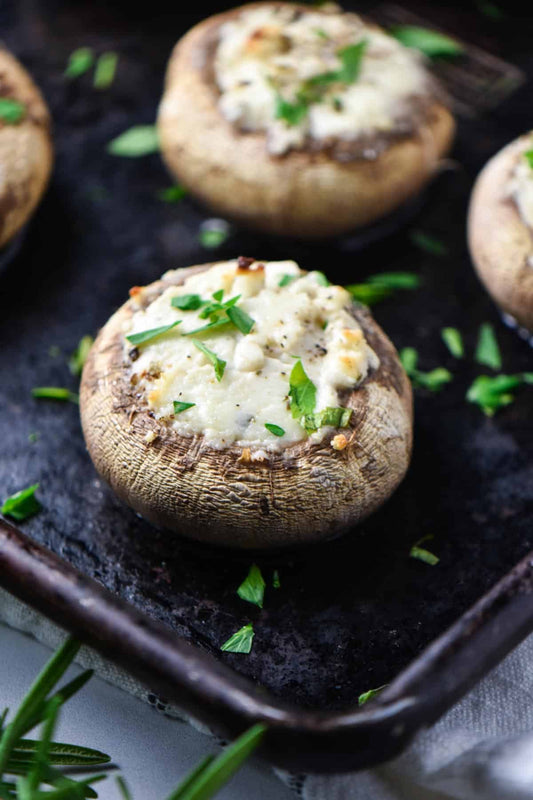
[[1, 0, 533, 774]]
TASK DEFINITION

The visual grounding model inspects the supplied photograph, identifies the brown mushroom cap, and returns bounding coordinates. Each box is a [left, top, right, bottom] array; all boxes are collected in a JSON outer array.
[[80, 263, 413, 550], [0, 48, 53, 249], [468, 133, 533, 332], [157, 2, 455, 240]]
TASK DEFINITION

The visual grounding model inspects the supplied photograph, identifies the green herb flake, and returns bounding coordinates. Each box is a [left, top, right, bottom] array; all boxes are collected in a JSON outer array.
[[93, 51, 118, 89], [237, 565, 266, 609], [199, 219, 230, 249], [441, 327, 464, 359], [64, 47, 94, 79], [186, 318, 232, 336], [221, 623, 255, 654], [346, 283, 392, 306], [289, 359, 317, 420], [227, 304, 255, 335], [346, 272, 420, 306], [400, 349, 453, 392], [171, 294, 204, 311], [358, 684, 388, 706], [31, 387, 80, 404], [390, 25, 464, 58], [158, 184, 187, 203], [69, 335, 94, 376], [265, 423, 285, 437], [193, 340, 226, 381], [107, 125, 159, 157], [410, 230, 448, 256], [2, 484, 42, 521], [273, 570, 281, 589], [0, 97, 26, 124], [410, 545, 439, 566], [314, 28, 328, 39], [116, 776, 133, 800], [212, 289, 224, 302], [466, 373, 531, 416], [524, 149, 533, 169], [304, 406, 352, 432], [313, 271, 331, 287], [275, 93, 309, 126], [126, 319, 181, 346], [173, 401, 195, 414], [336, 39, 367, 82], [278, 274, 296, 287], [475, 323, 502, 370]]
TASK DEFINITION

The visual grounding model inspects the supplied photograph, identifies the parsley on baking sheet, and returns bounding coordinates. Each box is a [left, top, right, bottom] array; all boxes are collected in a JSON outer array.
[[410, 230, 448, 256], [390, 26, 464, 58], [69, 335, 94, 376], [237, 565, 266, 609], [273, 570, 281, 589], [93, 51, 118, 89], [221, 624, 255, 654], [358, 685, 388, 706], [192, 340, 226, 381], [158, 184, 187, 203], [107, 125, 159, 157], [265, 423, 285, 437], [346, 272, 420, 305], [441, 327, 464, 359], [173, 401, 195, 414], [466, 373, 533, 416], [400, 348, 453, 392], [126, 320, 181, 346], [64, 47, 94, 78], [31, 387, 80, 404], [475, 323, 502, 370], [199, 219, 230, 249], [0, 97, 26, 124], [411, 546, 440, 565], [1, 484, 41, 521]]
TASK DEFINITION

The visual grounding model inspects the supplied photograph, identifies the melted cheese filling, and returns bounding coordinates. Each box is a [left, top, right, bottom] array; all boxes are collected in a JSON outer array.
[[125, 260, 378, 450], [509, 148, 533, 238], [214, 5, 434, 156]]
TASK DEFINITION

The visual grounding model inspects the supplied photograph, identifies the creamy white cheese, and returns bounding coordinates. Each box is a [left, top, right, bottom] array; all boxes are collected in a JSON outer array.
[[508, 145, 533, 238], [125, 259, 378, 450], [214, 5, 434, 155]]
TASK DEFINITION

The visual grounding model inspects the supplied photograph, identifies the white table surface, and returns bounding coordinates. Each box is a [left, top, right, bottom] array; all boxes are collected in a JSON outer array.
[[0, 624, 294, 800]]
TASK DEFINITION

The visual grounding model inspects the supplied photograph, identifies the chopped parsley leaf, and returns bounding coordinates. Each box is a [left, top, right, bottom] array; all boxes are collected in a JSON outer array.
[[304, 406, 352, 432], [466, 373, 533, 416], [475, 323, 502, 370], [64, 47, 94, 79], [524, 149, 533, 169], [93, 51, 118, 89], [69, 335, 94, 376], [158, 185, 187, 203], [441, 327, 464, 359], [273, 570, 281, 589], [358, 685, 388, 706], [289, 360, 317, 420], [265, 423, 285, 437], [390, 26, 464, 58], [107, 125, 159, 157], [278, 274, 297, 287], [192, 340, 226, 381], [237, 565, 265, 609], [221, 624, 254, 654], [227, 305, 255, 335], [171, 294, 204, 311], [31, 387, 79, 404], [0, 97, 26, 124], [400, 348, 453, 392], [2, 483, 42, 521], [173, 401, 195, 414], [126, 320, 181, 346]]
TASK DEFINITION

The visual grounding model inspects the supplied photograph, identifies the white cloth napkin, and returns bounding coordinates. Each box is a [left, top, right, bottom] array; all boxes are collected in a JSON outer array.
[[2, 587, 533, 800]]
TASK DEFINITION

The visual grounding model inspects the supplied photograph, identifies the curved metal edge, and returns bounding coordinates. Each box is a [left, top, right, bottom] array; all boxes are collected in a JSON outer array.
[[1, 518, 533, 774]]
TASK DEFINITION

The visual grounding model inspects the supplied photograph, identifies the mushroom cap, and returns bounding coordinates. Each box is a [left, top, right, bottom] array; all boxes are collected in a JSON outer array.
[[80, 264, 413, 550], [468, 133, 533, 332], [0, 48, 53, 249], [157, 2, 455, 239]]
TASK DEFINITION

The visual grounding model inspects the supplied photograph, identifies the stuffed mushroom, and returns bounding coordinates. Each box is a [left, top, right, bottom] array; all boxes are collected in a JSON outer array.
[[80, 257, 412, 549], [157, 2, 455, 239], [0, 48, 53, 250], [468, 132, 533, 332]]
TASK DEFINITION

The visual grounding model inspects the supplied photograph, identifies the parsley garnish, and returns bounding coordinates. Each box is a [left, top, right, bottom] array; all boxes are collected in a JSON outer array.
[[221, 624, 255, 654], [265, 423, 285, 437], [358, 685, 388, 706], [126, 320, 181, 346], [278, 274, 297, 287], [390, 26, 464, 58], [0, 97, 26, 124], [193, 340, 226, 381], [93, 51, 118, 89], [410, 230, 448, 256], [304, 406, 352, 432], [64, 47, 94, 79], [31, 387, 80, 404], [441, 327, 464, 359], [158, 184, 187, 203], [466, 373, 533, 416], [69, 335, 94, 376], [289, 360, 317, 419], [410, 537, 439, 566], [524, 149, 533, 169], [273, 570, 281, 589], [237, 565, 265, 609], [275, 94, 308, 126], [475, 323, 501, 370], [1, 484, 42, 521], [400, 348, 453, 392], [107, 125, 159, 157], [171, 294, 204, 311], [346, 272, 420, 305], [187, 318, 232, 336], [313, 271, 331, 287], [227, 305, 255, 334], [173, 401, 195, 414], [199, 219, 230, 249]]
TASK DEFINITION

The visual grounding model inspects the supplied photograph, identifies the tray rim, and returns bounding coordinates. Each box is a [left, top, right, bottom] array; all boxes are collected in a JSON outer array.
[[1, 517, 532, 774]]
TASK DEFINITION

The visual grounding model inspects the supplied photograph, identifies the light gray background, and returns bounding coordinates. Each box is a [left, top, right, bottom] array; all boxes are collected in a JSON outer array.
[[0, 624, 293, 799]]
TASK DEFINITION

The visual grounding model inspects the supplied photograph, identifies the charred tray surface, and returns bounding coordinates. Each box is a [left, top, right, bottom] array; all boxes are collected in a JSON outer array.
[[1, 0, 533, 748]]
